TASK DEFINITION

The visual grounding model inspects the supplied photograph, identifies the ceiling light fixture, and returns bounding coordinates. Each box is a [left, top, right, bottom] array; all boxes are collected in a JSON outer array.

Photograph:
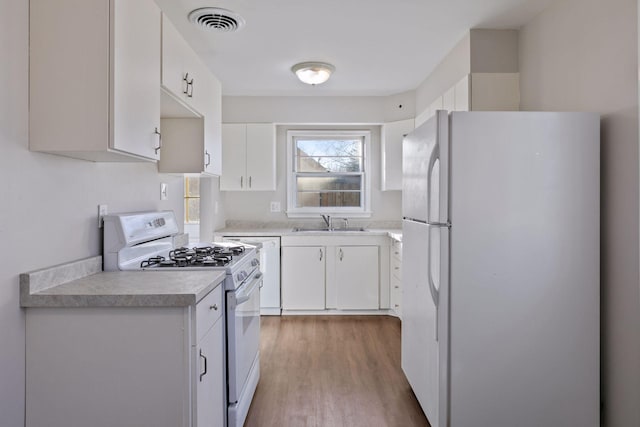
[[291, 62, 335, 85]]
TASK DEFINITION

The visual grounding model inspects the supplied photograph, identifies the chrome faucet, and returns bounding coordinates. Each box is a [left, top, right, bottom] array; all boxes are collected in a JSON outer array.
[[321, 214, 332, 230]]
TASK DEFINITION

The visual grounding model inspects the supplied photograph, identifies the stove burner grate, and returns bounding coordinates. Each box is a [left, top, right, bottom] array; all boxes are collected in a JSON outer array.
[[139, 244, 243, 268]]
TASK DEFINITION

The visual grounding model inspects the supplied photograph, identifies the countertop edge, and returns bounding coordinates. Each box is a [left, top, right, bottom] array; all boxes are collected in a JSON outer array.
[[20, 257, 226, 308]]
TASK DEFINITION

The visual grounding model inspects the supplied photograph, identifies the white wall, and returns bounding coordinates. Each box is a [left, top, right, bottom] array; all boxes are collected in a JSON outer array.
[[221, 124, 403, 225], [0, 2, 184, 425], [222, 94, 416, 124], [219, 96, 413, 228], [415, 33, 471, 115], [519, 0, 640, 425]]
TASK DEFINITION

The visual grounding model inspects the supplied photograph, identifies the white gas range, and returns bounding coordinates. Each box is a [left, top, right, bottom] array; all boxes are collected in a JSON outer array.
[[103, 211, 261, 427]]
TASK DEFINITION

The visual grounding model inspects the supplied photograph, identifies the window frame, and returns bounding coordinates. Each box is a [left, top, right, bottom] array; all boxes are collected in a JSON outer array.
[[184, 177, 200, 224], [286, 130, 372, 218]]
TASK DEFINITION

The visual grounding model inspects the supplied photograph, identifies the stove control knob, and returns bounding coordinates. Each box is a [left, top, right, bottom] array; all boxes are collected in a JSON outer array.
[[237, 271, 247, 282], [251, 259, 260, 267]]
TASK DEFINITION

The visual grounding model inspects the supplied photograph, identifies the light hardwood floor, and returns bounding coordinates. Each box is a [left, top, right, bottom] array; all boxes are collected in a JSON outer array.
[[244, 316, 431, 427]]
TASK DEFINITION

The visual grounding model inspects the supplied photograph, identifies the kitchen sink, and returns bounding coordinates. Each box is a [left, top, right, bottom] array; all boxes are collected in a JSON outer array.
[[291, 227, 368, 232]]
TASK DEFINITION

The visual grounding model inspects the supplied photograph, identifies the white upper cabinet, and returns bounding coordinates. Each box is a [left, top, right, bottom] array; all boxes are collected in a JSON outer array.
[[159, 15, 222, 176], [29, 0, 161, 162], [220, 124, 276, 191], [381, 119, 415, 191], [161, 15, 210, 113]]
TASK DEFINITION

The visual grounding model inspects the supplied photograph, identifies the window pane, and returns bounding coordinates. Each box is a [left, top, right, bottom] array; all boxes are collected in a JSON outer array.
[[296, 176, 361, 191], [296, 191, 361, 208], [296, 138, 363, 172], [185, 177, 200, 197], [186, 198, 200, 223], [297, 156, 362, 173]]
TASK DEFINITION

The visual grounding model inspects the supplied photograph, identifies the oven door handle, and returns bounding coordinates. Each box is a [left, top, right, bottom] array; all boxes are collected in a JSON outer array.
[[233, 276, 261, 306]]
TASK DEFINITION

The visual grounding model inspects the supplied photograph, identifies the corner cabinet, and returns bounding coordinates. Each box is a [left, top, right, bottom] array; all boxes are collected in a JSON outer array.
[[220, 124, 276, 191], [29, 0, 162, 162], [158, 15, 222, 176], [381, 119, 415, 191], [25, 285, 225, 427]]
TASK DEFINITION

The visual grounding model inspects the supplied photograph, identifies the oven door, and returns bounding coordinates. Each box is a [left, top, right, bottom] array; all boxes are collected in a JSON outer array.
[[227, 271, 262, 404]]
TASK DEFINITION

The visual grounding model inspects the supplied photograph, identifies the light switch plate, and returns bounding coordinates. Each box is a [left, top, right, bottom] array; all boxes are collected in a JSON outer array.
[[160, 183, 168, 200]]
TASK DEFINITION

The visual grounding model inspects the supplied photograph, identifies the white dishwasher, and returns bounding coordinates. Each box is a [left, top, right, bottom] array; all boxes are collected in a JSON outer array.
[[222, 236, 281, 315]]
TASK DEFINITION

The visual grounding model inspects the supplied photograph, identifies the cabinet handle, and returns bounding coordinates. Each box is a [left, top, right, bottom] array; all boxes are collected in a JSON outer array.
[[199, 349, 208, 382], [319, 249, 323, 261], [249, 176, 252, 188], [154, 128, 162, 154], [182, 73, 191, 95], [339, 248, 343, 261], [205, 150, 211, 167], [187, 77, 194, 98], [210, 304, 218, 311], [240, 176, 244, 188], [394, 267, 400, 270]]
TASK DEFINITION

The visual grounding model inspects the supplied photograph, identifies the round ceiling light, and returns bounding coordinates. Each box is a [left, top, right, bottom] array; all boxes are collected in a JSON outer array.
[[291, 62, 335, 85]]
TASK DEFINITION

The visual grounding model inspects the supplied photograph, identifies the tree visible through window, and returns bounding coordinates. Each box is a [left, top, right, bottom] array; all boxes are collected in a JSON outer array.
[[287, 130, 371, 216], [184, 177, 200, 223]]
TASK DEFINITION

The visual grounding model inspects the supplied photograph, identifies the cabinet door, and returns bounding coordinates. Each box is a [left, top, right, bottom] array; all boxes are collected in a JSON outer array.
[[335, 246, 379, 310], [203, 75, 223, 176], [111, 0, 161, 160], [161, 14, 187, 100], [442, 86, 455, 111], [197, 319, 224, 427], [220, 124, 247, 190], [454, 75, 470, 111], [246, 124, 276, 191], [282, 247, 325, 310], [381, 119, 414, 191]]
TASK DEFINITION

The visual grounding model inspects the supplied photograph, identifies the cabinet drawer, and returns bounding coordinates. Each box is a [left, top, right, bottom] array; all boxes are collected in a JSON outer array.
[[391, 240, 402, 259], [391, 256, 402, 281], [390, 278, 402, 316], [196, 285, 223, 340]]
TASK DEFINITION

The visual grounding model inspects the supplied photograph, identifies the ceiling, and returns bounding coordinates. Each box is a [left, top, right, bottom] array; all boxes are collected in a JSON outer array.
[[155, 0, 556, 97]]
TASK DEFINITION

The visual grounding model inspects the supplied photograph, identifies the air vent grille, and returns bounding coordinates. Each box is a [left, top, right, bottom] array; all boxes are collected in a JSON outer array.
[[188, 8, 245, 33]]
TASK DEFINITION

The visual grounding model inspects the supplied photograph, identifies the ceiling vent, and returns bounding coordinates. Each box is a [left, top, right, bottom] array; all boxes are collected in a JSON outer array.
[[188, 7, 245, 33]]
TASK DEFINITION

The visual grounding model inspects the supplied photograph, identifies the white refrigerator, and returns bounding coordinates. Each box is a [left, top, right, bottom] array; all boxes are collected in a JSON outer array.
[[401, 111, 600, 427]]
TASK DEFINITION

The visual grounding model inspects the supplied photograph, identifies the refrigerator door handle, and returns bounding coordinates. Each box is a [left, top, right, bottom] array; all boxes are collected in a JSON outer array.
[[427, 225, 440, 341], [426, 143, 440, 224]]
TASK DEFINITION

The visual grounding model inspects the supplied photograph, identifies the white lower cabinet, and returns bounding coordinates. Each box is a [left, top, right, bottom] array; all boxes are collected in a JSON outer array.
[[25, 285, 225, 427], [281, 246, 326, 310], [335, 246, 379, 310], [281, 236, 386, 312], [197, 317, 224, 427]]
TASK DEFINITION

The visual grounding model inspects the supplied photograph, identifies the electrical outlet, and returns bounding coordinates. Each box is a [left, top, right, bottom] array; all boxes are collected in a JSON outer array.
[[160, 183, 168, 200], [98, 204, 108, 228], [270, 201, 281, 212]]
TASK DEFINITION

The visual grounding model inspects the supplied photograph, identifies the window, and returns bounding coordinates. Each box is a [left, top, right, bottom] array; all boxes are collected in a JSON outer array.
[[184, 177, 200, 223], [287, 130, 371, 217]]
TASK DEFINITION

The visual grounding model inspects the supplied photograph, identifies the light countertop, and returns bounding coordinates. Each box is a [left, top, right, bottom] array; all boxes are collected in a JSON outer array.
[[20, 256, 226, 308]]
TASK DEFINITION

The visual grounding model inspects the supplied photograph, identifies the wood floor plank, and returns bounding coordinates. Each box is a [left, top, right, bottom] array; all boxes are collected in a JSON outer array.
[[244, 316, 431, 427]]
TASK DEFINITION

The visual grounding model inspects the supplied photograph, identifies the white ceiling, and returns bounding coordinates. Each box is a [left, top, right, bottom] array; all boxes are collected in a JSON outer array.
[[154, 0, 556, 97]]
